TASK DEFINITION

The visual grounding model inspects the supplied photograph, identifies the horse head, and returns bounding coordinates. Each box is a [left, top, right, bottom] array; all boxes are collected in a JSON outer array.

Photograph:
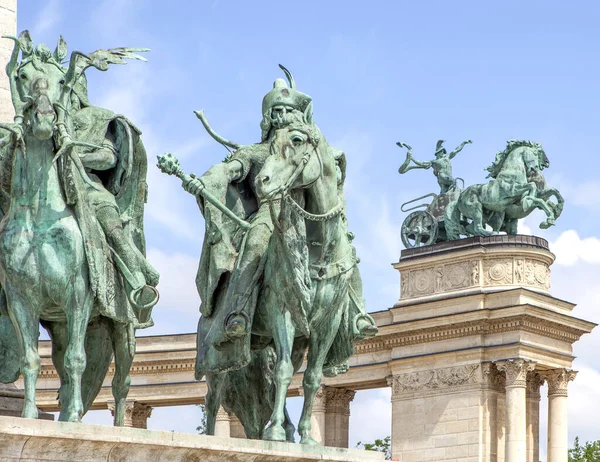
[[5, 31, 73, 141], [256, 117, 323, 200]]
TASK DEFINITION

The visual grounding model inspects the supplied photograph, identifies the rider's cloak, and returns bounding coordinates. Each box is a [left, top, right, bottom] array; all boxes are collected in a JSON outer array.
[[194, 144, 269, 379], [69, 106, 153, 327]]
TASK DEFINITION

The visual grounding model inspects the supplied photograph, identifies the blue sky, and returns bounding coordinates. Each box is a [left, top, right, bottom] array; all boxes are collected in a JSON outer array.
[[18, 0, 600, 457]]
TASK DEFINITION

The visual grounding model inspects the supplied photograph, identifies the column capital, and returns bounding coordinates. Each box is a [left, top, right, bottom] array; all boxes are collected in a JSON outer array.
[[541, 369, 577, 397], [495, 359, 536, 388], [324, 387, 355, 416], [526, 371, 545, 399], [215, 406, 230, 421], [108, 400, 153, 429]]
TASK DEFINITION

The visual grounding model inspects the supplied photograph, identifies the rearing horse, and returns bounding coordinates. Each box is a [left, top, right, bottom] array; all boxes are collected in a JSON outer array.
[[252, 121, 359, 444], [445, 140, 560, 239], [0, 32, 150, 424]]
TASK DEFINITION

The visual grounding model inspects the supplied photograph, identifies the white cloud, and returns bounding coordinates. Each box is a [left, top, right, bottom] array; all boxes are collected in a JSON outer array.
[[145, 248, 201, 335], [349, 388, 392, 447], [549, 229, 600, 266]]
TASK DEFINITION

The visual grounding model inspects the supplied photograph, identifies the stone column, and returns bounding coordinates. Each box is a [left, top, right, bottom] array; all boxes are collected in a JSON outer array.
[[214, 406, 231, 437], [229, 413, 247, 439], [526, 372, 544, 462], [309, 386, 327, 443], [0, 0, 16, 124], [324, 387, 355, 448], [543, 369, 577, 462], [108, 400, 153, 429], [496, 359, 536, 462]]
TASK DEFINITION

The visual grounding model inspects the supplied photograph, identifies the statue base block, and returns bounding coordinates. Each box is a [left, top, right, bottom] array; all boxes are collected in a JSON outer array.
[[0, 383, 53, 421], [0, 416, 384, 461]]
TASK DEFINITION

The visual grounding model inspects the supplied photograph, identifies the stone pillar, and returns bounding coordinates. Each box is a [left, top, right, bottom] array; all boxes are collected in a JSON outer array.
[[324, 387, 355, 448], [229, 413, 247, 439], [543, 369, 577, 462], [0, 0, 16, 124], [108, 400, 153, 429], [496, 359, 536, 462], [309, 387, 327, 443], [214, 406, 231, 438], [526, 372, 544, 462]]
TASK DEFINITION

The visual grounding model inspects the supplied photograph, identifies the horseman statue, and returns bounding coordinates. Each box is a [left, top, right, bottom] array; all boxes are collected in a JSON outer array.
[[0, 31, 158, 424], [158, 65, 377, 443]]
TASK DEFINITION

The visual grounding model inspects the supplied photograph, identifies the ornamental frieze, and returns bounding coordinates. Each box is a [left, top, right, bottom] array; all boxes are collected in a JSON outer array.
[[400, 256, 550, 299], [388, 364, 480, 396]]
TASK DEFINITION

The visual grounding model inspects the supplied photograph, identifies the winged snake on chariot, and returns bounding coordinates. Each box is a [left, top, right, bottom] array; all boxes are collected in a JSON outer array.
[[0, 31, 158, 425]]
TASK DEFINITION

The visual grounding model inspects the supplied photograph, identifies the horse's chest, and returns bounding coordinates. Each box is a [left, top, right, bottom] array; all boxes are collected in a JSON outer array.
[[0, 217, 83, 289]]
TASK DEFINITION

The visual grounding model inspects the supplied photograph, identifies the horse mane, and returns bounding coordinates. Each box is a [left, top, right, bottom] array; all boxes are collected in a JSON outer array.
[[485, 139, 546, 179]]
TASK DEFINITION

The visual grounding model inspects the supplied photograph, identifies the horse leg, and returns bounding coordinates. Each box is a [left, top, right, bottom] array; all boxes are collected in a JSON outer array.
[[205, 375, 224, 436], [60, 282, 93, 422], [110, 321, 134, 427], [42, 321, 68, 411], [5, 287, 40, 419], [263, 310, 296, 442], [298, 302, 345, 445]]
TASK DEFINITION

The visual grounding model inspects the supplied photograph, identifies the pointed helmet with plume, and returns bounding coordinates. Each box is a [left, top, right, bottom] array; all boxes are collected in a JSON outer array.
[[260, 64, 313, 141]]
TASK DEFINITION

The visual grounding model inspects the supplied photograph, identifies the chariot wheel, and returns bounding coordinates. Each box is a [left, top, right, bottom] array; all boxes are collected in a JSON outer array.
[[401, 211, 438, 248]]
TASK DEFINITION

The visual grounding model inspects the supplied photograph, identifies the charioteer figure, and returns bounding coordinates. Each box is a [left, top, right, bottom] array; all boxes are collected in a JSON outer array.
[[398, 139, 472, 194]]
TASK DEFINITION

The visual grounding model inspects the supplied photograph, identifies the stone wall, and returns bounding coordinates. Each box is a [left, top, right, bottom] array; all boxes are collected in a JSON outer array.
[[0, 0, 15, 123]]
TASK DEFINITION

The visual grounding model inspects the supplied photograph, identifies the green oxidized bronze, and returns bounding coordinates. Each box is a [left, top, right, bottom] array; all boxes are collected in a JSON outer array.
[[397, 138, 563, 248], [445, 140, 563, 238], [0, 31, 159, 424], [158, 65, 377, 443], [397, 139, 471, 248]]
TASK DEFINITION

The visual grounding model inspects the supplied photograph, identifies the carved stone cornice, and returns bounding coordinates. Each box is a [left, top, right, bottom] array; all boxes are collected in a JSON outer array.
[[526, 371, 544, 399], [388, 365, 480, 398], [541, 369, 577, 397], [495, 359, 536, 388]]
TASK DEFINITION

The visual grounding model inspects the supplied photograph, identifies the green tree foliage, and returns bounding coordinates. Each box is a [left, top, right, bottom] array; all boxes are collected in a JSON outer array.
[[569, 437, 600, 462], [357, 436, 392, 460], [196, 404, 207, 434]]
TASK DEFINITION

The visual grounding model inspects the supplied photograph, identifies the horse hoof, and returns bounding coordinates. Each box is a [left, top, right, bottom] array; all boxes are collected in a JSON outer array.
[[263, 424, 286, 442], [285, 424, 296, 443], [21, 406, 38, 420], [300, 435, 320, 446]]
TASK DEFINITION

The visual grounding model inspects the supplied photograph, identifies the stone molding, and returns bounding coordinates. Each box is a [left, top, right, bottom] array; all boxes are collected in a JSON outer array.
[[400, 255, 550, 300], [388, 364, 480, 398], [495, 359, 536, 388], [526, 371, 545, 399], [35, 314, 587, 381], [541, 369, 577, 397], [107, 400, 153, 429]]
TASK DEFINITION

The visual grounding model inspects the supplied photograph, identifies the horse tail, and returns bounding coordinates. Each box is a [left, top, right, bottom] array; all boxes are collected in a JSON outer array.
[[444, 198, 463, 241]]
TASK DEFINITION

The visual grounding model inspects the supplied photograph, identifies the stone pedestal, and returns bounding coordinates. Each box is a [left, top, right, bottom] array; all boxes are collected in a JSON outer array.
[[389, 235, 596, 462], [0, 383, 54, 421], [0, 415, 385, 462]]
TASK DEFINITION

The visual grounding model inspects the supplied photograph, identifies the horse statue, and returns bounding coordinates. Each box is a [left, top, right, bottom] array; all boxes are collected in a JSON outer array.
[[0, 31, 158, 424], [444, 140, 562, 239]]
